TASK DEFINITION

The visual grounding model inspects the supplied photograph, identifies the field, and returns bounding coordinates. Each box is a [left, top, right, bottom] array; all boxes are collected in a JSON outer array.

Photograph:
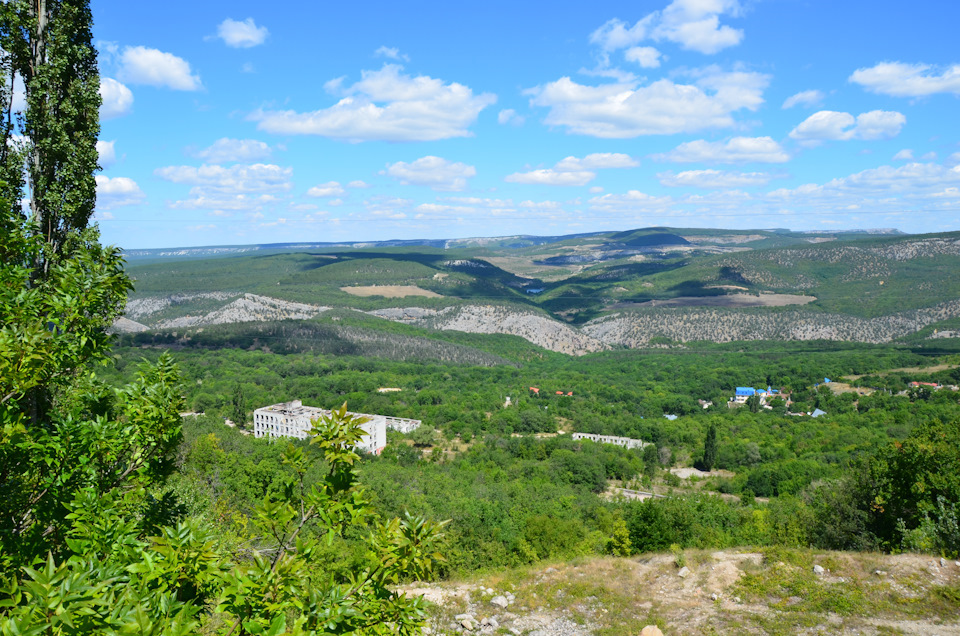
[[340, 284, 442, 298]]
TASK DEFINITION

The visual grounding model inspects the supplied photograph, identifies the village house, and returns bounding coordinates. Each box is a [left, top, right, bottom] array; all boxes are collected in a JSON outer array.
[[253, 400, 422, 454]]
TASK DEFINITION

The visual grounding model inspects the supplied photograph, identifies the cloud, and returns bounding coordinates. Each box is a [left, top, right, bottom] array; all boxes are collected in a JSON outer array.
[[117, 46, 201, 91], [169, 194, 279, 213], [384, 156, 476, 191], [556, 153, 639, 170], [505, 169, 596, 186], [893, 149, 914, 161], [769, 161, 960, 201], [215, 18, 268, 48], [782, 89, 824, 109], [99, 78, 133, 118], [657, 168, 773, 188], [588, 189, 673, 212], [375, 46, 409, 62], [193, 138, 273, 163], [506, 153, 638, 186], [306, 181, 346, 197], [624, 46, 662, 68], [347, 180, 371, 188], [653, 136, 790, 163], [849, 62, 960, 97], [789, 110, 905, 142], [655, 0, 744, 54], [497, 108, 525, 125], [95, 175, 145, 209], [155, 163, 292, 195], [251, 64, 496, 142], [590, 0, 743, 56], [526, 69, 767, 138], [97, 140, 116, 167]]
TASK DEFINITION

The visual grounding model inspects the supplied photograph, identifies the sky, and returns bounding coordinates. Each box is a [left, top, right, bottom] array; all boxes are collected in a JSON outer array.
[[89, 0, 960, 248]]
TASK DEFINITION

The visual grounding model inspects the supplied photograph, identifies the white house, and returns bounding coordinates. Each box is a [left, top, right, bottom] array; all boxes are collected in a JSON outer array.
[[253, 400, 421, 455]]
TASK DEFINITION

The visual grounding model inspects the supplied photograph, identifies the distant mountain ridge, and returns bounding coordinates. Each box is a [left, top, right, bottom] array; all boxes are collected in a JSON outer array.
[[118, 226, 960, 355]]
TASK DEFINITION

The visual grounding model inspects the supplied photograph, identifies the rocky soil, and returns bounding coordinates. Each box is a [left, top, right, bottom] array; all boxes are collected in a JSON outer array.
[[408, 550, 960, 635]]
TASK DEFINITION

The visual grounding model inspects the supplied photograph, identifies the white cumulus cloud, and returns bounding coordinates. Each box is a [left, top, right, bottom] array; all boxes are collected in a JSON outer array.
[[215, 18, 269, 48], [789, 110, 905, 142], [155, 163, 292, 194], [99, 78, 133, 119], [193, 138, 273, 163], [782, 89, 824, 109], [97, 140, 116, 167], [849, 62, 960, 97], [624, 46, 662, 68], [527, 69, 767, 138], [117, 46, 201, 91], [498, 108, 525, 125], [251, 64, 496, 142], [657, 168, 773, 188], [96, 175, 145, 209], [653, 136, 790, 163], [506, 153, 638, 186], [306, 181, 346, 197], [375, 46, 409, 61], [384, 156, 476, 192], [590, 0, 743, 56], [505, 169, 596, 186], [893, 149, 914, 161]]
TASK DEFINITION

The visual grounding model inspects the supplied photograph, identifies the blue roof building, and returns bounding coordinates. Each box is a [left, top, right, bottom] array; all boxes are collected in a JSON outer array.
[[735, 387, 756, 397]]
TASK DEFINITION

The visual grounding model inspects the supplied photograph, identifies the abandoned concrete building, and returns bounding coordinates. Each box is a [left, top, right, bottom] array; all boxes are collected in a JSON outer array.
[[253, 400, 421, 454], [571, 432, 649, 450]]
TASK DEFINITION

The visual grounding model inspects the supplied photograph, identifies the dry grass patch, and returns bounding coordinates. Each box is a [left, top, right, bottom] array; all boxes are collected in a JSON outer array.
[[339, 285, 441, 298]]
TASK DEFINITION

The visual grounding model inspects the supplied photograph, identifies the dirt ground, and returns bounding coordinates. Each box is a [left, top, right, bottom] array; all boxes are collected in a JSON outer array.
[[339, 285, 441, 298], [409, 550, 960, 635]]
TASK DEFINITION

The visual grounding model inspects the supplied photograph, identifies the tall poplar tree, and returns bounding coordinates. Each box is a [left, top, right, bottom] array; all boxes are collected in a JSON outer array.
[[1, 0, 102, 274]]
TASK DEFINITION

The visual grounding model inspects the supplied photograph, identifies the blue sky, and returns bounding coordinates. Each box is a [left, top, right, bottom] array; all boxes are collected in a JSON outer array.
[[90, 0, 960, 248]]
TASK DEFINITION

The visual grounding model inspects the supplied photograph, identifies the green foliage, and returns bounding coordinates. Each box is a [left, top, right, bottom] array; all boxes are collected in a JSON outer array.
[[701, 422, 718, 471]]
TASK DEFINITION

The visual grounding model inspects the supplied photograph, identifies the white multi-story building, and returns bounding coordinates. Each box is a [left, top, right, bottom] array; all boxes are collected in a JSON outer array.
[[253, 400, 421, 454]]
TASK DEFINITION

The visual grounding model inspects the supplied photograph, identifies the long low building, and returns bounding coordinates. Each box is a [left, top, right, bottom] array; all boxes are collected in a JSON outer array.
[[253, 400, 421, 455], [571, 432, 650, 450]]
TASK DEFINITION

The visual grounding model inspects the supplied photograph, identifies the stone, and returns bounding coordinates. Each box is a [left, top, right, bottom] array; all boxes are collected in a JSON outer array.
[[422, 629, 433, 635], [509, 629, 522, 636], [490, 595, 510, 609], [481, 617, 499, 628], [711, 592, 720, 601], [813, 565, 825, 575], [733, 596, 742, 604], [874, 570, 888, 576], [455, 613, 475, 621], [678, 566, 690, 578], [460, 618, 476, 631], [941, 557, 948, 567], [640, 627, 664, 636]]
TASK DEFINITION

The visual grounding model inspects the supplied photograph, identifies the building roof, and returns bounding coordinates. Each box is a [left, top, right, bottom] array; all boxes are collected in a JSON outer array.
[[735, 387, 756, 396]]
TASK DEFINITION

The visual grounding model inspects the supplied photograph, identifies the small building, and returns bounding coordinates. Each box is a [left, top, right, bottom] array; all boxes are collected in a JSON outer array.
[[572, 432, 650, 450], [732, 387, 756, 404], [253, 400, 422, 454]]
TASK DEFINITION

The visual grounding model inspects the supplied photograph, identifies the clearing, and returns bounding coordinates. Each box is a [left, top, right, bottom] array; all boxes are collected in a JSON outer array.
[[339, 285, 441, 298], [411, 548, 960, 635]]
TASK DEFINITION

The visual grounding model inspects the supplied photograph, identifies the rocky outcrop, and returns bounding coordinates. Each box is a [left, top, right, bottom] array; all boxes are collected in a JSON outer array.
[[398, 304, 608, 355], [153, 294, 328, 328], [582, 299, 960, 346]]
